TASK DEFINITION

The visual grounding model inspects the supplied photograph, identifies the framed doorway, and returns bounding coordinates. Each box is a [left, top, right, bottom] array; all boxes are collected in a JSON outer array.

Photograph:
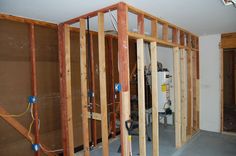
[[220, 33, 236, 134]]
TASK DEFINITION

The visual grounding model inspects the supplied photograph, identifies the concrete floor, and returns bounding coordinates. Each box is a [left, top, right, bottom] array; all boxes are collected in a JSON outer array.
[[76, 124, 176, 156], [173, 131, 236, 156], [76, 126, 236, 156]]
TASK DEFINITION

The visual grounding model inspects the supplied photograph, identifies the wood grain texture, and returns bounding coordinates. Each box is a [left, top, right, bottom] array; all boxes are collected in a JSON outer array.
[[79, 19, 90, 156], [98, 12, 109, 156], [173, 47, 182, 148], [118, 2, 130, 156], [137, 39, 146, 156], [151, 42, 159, 156]]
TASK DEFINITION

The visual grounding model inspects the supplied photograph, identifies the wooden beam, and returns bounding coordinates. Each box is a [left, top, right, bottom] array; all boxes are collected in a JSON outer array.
[[0, 106, 56, 156], [192, 51, 197, 131], [137, 14, 145, 34], [187, 50, 193, 136], [126, 3, 198, 38], [180, 31, 185, 46], [29, 24, 40, 156], [88, 112, 102, 121], [107, 36, 116, 138], [162, 24, 168, 41], [151, 42, 159, 156], [173, 47, 182, 148], [151, 19, 157, 38], [0, 13, 57, 29], [137, 39, 146, 156], [220, 48, 224, 132], [118, 2, 130, 156], [172, 28, 178, 44], [180, 49, 187, 143], [58, 23, 74, 156], [98, 12, 109, 156], [221, 33, 236, 49], [79, 19, 90, 156], [89, 32, 97, 146], [63, 3, 118, 25]]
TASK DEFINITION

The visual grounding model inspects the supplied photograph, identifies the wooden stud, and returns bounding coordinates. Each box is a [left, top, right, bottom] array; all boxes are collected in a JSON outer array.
[[88, 112, 102, 121], [138, 14, 145, 34], [192, 51, 197, 132], [180, 31, 185, 46], [58, 23, 74, 156], [79, 19, 90, 156], [187, 50, 193, 136], [137, 38, 146, 156], [180, 49, 187, 143], [173, 47, 182, 148], [98, 12, 109, 156], [162, 24, 168, 41], [29, 23, 40, 156], [107, 36, 116, 138], [172, 28, 178, 44], [118, 2, 130, 156], [220, 48, 224, 132], [151, 42, 159, 156], [89, 32, 97, 146], [151, 19, 157, 38], [63, 3, 118, 25]]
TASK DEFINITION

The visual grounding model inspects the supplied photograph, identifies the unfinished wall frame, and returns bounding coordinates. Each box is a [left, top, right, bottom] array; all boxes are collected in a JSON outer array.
[[0, 14, 62, 156], [59, 2, 200, 156]]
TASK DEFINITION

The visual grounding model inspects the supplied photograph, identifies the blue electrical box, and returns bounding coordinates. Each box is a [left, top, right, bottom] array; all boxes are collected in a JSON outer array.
[[32, 144, 40, 152], [28, 96, 37, 104], [115, 83, 121, 93]]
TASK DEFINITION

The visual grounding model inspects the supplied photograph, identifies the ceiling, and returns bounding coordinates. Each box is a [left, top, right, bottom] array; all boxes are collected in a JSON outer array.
[[0, 0, 236, 36]]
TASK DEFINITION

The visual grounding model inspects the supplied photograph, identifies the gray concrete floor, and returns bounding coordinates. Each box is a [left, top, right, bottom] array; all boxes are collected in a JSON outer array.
[[173, 131, 236, 156], [76, 126, 236, 156]]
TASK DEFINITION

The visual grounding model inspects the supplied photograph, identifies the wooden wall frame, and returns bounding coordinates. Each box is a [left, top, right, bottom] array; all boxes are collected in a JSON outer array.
[[220, 32, 236, 133], [58, 2, 199, 156]]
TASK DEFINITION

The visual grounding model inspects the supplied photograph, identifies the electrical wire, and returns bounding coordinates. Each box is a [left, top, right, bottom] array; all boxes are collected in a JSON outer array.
[[109, 10, 118, 32], [28, 104, 63, 153], [39, 144, 63, 153], [0, 103, 30, 117]]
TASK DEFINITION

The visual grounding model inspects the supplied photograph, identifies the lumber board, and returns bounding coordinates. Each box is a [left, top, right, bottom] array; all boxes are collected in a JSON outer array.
[[162, 24, 168, 41], [118, 2, 131, 156], [29, 23, 40, 156], [63, 3, 118, 24], [79, 19, 90, 156], [89, 33, 97, 145], [151, 19, 157, 38], [0, 106, 56, 156], [187, 50, 193, 136], [64, 24, 74, 156], [180, 49, 187, 143], [150, 42, 159, 156], [87, 112, 102, 121], [172, 28, 178, 44], [221, 33, 236, 49], [220, 48, 224, 132], [173, 47, 182, 148], [0, 13, 57, 29], [107, 36, 116, 138], [137, 38, 146, 156], [192, 51, 197, 131], [137, 14, 144, 34], [98, 12, 109, 156]]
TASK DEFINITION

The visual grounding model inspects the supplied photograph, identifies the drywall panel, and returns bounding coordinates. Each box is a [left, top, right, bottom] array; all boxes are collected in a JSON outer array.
[[199, 34, 221, 132]]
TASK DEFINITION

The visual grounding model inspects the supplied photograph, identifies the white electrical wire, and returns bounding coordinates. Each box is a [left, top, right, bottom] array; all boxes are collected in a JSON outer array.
[[109, 10, 118, 32]]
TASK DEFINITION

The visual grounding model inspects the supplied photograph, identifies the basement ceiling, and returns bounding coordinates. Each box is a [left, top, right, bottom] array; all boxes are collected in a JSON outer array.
[[0, 0, 236, 35]]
